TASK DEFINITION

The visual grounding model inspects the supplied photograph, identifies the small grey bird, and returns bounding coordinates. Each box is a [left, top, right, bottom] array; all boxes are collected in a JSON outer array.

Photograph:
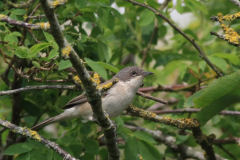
[[31, 66, 153, 131]]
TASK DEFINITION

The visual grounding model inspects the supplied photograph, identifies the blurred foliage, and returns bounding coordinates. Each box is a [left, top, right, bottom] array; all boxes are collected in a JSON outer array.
[[1, 0, 240, 159]]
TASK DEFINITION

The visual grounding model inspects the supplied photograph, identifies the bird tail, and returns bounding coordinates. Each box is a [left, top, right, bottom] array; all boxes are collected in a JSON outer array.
[[31, 115, 61, 131]]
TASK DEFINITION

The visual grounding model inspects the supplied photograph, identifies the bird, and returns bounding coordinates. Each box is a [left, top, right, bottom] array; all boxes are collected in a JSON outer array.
[[31, 66, 153, 131]]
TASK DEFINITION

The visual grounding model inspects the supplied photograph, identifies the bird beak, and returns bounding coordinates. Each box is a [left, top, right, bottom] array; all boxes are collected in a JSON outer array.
[[142, 71, 153, 77]]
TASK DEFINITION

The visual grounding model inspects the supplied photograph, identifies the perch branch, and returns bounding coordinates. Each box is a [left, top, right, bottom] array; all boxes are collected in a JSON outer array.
[[39, 0, 120, 159]]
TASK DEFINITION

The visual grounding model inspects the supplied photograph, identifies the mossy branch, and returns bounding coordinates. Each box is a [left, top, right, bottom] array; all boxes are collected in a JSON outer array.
[[0, 119, 78, 160], [127, 105, 217, 160], [0, 14, 50, 31], [3, 0, 34, 9], [39, 0, 120, 159]]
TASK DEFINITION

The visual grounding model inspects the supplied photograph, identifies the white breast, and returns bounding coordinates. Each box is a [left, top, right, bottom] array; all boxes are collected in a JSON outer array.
[[102, 76, 143, 118]]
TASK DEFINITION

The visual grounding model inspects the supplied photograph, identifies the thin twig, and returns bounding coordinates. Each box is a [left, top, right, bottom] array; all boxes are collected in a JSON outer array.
[[124, 0, 223, 77], [136, 91, 167, 104], [138, 77, 215, 93], [27, 29, 42, 43], [210, 31, 240, 48], [0, 41, 9, 44], [0, 85, 78, 96], [229, 0, 240, 7], [140, 0, 171, 67], [25, 4, 42, 22], [152, 108, 240, 116], [216, 145, 237, 160]]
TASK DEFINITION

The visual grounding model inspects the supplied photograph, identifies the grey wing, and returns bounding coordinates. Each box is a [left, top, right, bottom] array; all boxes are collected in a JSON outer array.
[[61, 94, 88, 109]]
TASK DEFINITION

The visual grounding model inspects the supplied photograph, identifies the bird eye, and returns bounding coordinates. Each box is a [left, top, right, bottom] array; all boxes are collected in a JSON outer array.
[[131, 71, 136, 76]]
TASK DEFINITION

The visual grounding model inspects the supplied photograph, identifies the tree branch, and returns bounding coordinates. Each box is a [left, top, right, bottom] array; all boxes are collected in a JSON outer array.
[[3, 0, 34, 9], [152, 108, 240, 117], [0, 14, 50, 31], [39, 0, 120, 159], [136, 91, 168, 104], [124, 0, 223, 77], [126, 105, 217, 160], [125, 124, 225, 160], [0, 85, 77, 96], [229, 0, 240, 7], [210, 31, 240, 48], [0, 119, 78, 160]]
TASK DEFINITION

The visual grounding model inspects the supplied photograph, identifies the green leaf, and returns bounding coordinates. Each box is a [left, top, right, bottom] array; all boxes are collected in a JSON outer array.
[[75, 0, 87, 10], [176, 0, 184, 14], [212, 53, 240, 65], [175, 135, 189, 145], [58, 60, 72, 71], [97, 39, 112, 63], [198, 61, 206, 72], [14, 47, 32, 58], [4, 34, 18, 45], [208, 56, 228, 72], [162, 60, 188, 77], [12, 31, 22, 37], [32, 61, 41, 68], [30, 43, 50, 58], [125, 137, 139, 160], [110, 8, 126, 30], [83, 139, 99, 155], [15, 153, 30, 160], [99, 148, 108, 160], [43, 31, 58, 50], [85, 58, 108, 80], [196, 92, 240, 126], [179, 63, 188, 79], [48, 49, 59, 59], [4, 143, 33, 155], [138, 140, 162, 160], [98, 7, 114, 30], [43, 31, 54, 43], [139, 9, 155, 26], [28, 149, 45, 160], [193, 72, 240, 108], [184, 89, 204, 108], [97, 62, 119, 73], [133, 131, 157, 144], [12, 9, 27, 15], [184, 0, 208, 15]]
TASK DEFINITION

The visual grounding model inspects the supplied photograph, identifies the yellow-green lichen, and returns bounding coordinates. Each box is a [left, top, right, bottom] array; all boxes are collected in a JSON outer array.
[[35, 22, 50, 31], [97, 78, 119, 90], [28, 129, 41, 141], [51, 0, 68, 8], [223, 12, 240, 21], [92, 73, 101, 85], [218, 12, 240, 45], [61, 45, 71, 58], [0, 14, 7, 20]]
